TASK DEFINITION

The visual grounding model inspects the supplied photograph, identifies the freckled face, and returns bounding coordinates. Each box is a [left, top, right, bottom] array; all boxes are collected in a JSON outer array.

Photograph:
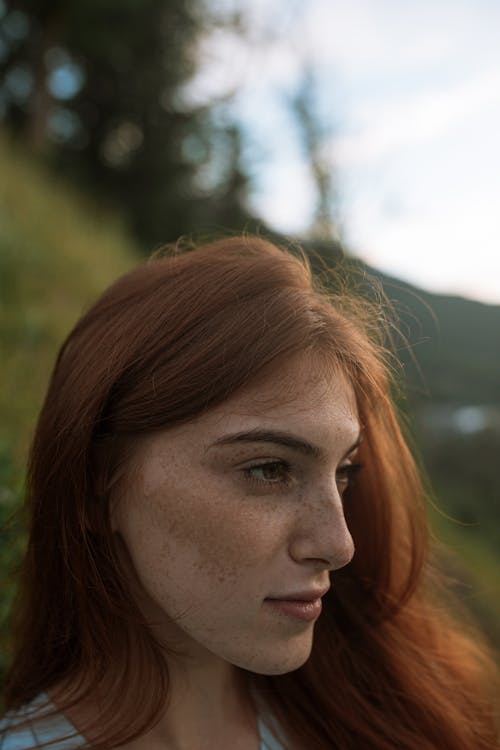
[[111, 358, 360, 675]]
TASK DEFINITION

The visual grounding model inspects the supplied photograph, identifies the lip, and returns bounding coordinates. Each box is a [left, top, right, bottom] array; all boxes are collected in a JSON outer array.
[[266, 587, 330, 602], [264, 587, 330, 622], [264, 597, 323, 621]]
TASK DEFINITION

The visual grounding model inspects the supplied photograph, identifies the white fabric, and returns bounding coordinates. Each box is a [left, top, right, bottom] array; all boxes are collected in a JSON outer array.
[[1, 692, 286, 749]]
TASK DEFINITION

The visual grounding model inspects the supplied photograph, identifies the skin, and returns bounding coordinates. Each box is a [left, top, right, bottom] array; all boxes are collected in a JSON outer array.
[[53, 356, 361, 750], [116, 356, 359, 747]]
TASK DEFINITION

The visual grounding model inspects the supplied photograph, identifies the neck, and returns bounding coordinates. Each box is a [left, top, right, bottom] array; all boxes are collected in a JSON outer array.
[[152, 657, 257, 747], [49, 656, 259, 750]]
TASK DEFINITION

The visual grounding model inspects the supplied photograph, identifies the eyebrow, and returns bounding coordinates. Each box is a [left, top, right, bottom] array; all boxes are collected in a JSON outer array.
[[209, 428, 363, 459]]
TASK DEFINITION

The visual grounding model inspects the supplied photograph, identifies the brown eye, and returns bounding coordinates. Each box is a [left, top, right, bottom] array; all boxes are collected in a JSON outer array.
[[244, 461, 292, 486]]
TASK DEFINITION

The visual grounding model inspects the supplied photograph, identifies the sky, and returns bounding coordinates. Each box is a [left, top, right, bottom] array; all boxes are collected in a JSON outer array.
[[191, 0, 500, 305]]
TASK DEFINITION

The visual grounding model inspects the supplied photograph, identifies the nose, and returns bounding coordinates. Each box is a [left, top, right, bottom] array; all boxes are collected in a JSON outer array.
[[288, 480, 355, 571]]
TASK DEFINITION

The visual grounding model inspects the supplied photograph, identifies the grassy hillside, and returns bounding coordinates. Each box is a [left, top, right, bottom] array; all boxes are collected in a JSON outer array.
[[0, 134, 137, 463], [375, 269, 500, 404], [0, 133, 137, 686]]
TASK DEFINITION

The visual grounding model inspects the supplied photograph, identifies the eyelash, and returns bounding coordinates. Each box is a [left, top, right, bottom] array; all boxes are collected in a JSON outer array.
[[243, 460, 294, 491], [336, 462, 363, 492], [242, 460, 363, 493]]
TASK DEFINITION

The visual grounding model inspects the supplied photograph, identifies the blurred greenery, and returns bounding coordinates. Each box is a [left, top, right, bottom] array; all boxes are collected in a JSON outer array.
[[0, 132, 136, 461], [0, 0, 253, 248], [0, 132, 136, 690], [0, 446, 24, 688], [378, 274, 500, 647]]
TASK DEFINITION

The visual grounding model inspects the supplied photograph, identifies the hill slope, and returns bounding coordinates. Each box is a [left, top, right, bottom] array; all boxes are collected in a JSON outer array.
[[0, 134, 137, 462], [0, 133, 138, 688], [373, 268, 500, 404]]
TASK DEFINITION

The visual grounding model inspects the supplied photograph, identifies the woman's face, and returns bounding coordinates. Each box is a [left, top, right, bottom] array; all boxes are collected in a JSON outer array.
[[112, 356, 361, 676]]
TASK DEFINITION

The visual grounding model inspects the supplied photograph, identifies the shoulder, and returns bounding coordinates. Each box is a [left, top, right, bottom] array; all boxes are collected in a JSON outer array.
[[0, 693, 86, 750]]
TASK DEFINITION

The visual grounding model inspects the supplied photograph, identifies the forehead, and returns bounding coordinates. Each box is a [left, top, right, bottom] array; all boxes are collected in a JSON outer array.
[[130, 355, 360, 468], [225, 355, 355, 413], [197, 354, 360, 448]]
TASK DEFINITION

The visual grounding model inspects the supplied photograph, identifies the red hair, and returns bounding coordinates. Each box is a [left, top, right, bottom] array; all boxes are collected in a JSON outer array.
[[3, 236, 499, 748]]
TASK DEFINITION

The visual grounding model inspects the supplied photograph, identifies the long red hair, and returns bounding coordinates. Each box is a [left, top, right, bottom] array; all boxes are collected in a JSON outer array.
[[3, 236, 499, 748]]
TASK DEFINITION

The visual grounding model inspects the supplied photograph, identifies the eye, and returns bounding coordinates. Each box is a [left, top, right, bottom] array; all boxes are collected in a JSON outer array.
[[243, 460, 292, 487], [336, 462, 363, 493]]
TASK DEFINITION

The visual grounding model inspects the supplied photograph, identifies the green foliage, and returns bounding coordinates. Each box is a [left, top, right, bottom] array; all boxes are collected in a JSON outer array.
[[0, 131, 137, 692], [0, 0, 253, 248], [0, 131, 136, 459], [429, 506, 500, 649], [0, 445, 25, 690]]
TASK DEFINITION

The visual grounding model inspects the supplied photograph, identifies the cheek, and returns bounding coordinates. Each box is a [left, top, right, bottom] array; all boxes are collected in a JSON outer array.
[[121, 477, 277, 595]]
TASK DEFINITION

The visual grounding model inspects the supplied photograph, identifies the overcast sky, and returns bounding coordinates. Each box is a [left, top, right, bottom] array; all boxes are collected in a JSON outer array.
[[192, 0, 500, 304]]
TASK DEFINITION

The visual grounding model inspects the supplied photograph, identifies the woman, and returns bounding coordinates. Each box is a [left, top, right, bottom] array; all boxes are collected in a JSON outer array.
[[1, 236, 498, 749]]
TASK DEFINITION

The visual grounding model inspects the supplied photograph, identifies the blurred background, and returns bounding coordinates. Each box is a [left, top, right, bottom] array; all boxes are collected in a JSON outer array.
[[1, 0, 499, 684]]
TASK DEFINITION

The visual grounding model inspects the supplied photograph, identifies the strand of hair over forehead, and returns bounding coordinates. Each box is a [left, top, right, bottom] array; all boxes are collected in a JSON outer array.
[[146, 235, 411, 420], [150, 234, 407, 383]]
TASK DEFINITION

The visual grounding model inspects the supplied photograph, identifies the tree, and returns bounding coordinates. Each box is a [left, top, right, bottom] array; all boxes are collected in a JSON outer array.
[[0, 0, 253, 249], [291, 67, 338, 242]]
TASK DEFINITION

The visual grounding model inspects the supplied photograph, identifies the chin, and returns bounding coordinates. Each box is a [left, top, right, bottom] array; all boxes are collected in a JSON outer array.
[[240, 638, 314, 676]]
